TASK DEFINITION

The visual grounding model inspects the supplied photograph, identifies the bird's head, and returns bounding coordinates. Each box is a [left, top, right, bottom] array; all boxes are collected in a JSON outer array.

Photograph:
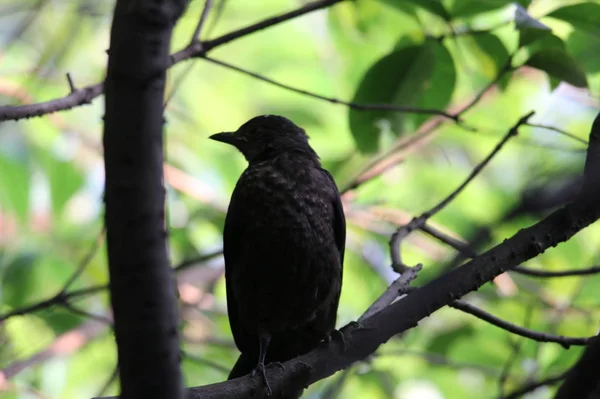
[[209, 115, 317, 163]]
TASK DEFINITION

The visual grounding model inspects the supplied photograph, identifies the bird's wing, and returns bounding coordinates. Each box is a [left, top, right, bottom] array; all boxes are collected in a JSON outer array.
[[223, 183, 251, 352], [322, 169, 346, 269]]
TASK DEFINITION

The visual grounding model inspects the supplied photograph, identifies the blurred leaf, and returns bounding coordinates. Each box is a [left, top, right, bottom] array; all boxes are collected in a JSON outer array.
[[381, 0, 450, 20], [471, 33, 512, 89], [525, 48, 588, 88], [36, 150, 84, 216], [449, 0, 514, 18], [1, 252, 38, 308], [0, 153, 30, 223], [38, 306, 87, 335], [515, 5, 552, 47], [547, 2, 600, 37], [567, 30, 600, 74], [427, 324, 475, 355], [349, 40, 456, 153]]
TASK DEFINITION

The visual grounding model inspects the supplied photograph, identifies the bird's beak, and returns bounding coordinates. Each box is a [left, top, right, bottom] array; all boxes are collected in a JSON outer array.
[[209, 132, 238, 146]]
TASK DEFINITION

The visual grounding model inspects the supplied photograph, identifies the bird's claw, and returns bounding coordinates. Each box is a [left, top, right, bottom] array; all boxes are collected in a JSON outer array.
[[320, 328, 350, 351], [252, 362, 273, 396]]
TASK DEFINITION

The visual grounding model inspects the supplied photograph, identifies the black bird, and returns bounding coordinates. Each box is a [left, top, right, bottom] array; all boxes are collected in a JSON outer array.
[[210, 115, 345, 398]]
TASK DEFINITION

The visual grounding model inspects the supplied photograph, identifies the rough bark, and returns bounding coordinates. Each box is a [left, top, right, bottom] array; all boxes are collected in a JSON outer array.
[[103, 1, 188, 398]]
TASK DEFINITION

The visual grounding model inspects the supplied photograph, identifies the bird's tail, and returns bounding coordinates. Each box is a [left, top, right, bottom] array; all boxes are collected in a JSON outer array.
[[229, 352, 304, 399]]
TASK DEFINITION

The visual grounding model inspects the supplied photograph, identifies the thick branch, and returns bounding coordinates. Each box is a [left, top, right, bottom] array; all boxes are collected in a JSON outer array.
[[95, 183, 599, 399], [103, 1, 188, 398], [175, 197, 598, 398], [130, 112, 600, 398]]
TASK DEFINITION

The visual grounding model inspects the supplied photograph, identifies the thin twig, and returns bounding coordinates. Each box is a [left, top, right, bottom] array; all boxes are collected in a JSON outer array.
[[66, 72, 76, 93], [0, 284, 106, 323], [513, 265, 600, 277], [427, 111, 535, 218], [0, 0, 348, 121], [502, 371, 568, 399], [62, 302, 113, 325], [453, 56, 514, 117], [191, 0, 214, 43], [340, 53, 517, 196], [525, 122, 589, 145], [497, 305, 533, 397], [202, 56, 459, 120], [389, 112, 535, 271], [358, 265, 422, 323], [96, 364, 119, 398], [62, 227, 106, 292], [204, 0, 228, 38], [173, 249, 223, 272], [0, 248, 219, 323], [449, 300, 592, 348]]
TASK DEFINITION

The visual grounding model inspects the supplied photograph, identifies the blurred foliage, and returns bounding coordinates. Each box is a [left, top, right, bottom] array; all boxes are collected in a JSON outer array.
[[1, 0, 600, 398]]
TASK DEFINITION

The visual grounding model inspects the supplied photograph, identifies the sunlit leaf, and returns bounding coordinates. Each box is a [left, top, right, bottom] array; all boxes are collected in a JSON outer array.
[[450, 0, 514, 18], [0, 153, 30, 223], [471, 33, 512, 89], [525, 48, 588, 88], [1, 252, 38, 308], [515, 5, 552, 47], [349, 40, 456, 153], [35, 149, 85, 216], [380, 0, 450, 20], [547, 2, 600, 37], [566, 30, 600, 74]]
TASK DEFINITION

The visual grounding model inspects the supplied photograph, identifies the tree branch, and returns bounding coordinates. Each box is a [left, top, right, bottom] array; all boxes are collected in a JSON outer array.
[[503, 371, 567, 399], [190, 0, 214, 43], [513, 265, 600, 278], [202, 56, 459, 120], [132, 111, 598, 398], [449, 300, 591, 348], [102, 1, 188, 398], [0, 82, 103, 121], [0, 0, 347, 122], [390, 112, 534, 271], [99, 126, 600, 397]]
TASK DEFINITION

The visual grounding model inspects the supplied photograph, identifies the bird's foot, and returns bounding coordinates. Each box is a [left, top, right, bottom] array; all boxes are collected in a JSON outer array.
[[338, 321, 377, 350], [271, 361, 285, 371], [252, 362, 273, 396], [320, 328, 350, 351]]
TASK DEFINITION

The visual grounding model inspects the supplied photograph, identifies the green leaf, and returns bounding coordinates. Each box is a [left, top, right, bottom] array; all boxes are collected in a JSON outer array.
[[36, 149, 86, 216], [450, 0, 514, 19], [427, 324, 475, 355], [348, 40, 456, 153], [515, 5, 552, 47], [381, 0, 450, 20], [547, 2, 600, 37], [566, 30, 600, 74], [0, 153, 30, 223], [525, 48, 588, 88], [1, 252, 39, 308], [471, 33, 512, 88]]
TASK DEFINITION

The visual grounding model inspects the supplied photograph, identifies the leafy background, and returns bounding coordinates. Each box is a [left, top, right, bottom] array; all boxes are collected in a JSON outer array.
[[1, 0, 600, 398]]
